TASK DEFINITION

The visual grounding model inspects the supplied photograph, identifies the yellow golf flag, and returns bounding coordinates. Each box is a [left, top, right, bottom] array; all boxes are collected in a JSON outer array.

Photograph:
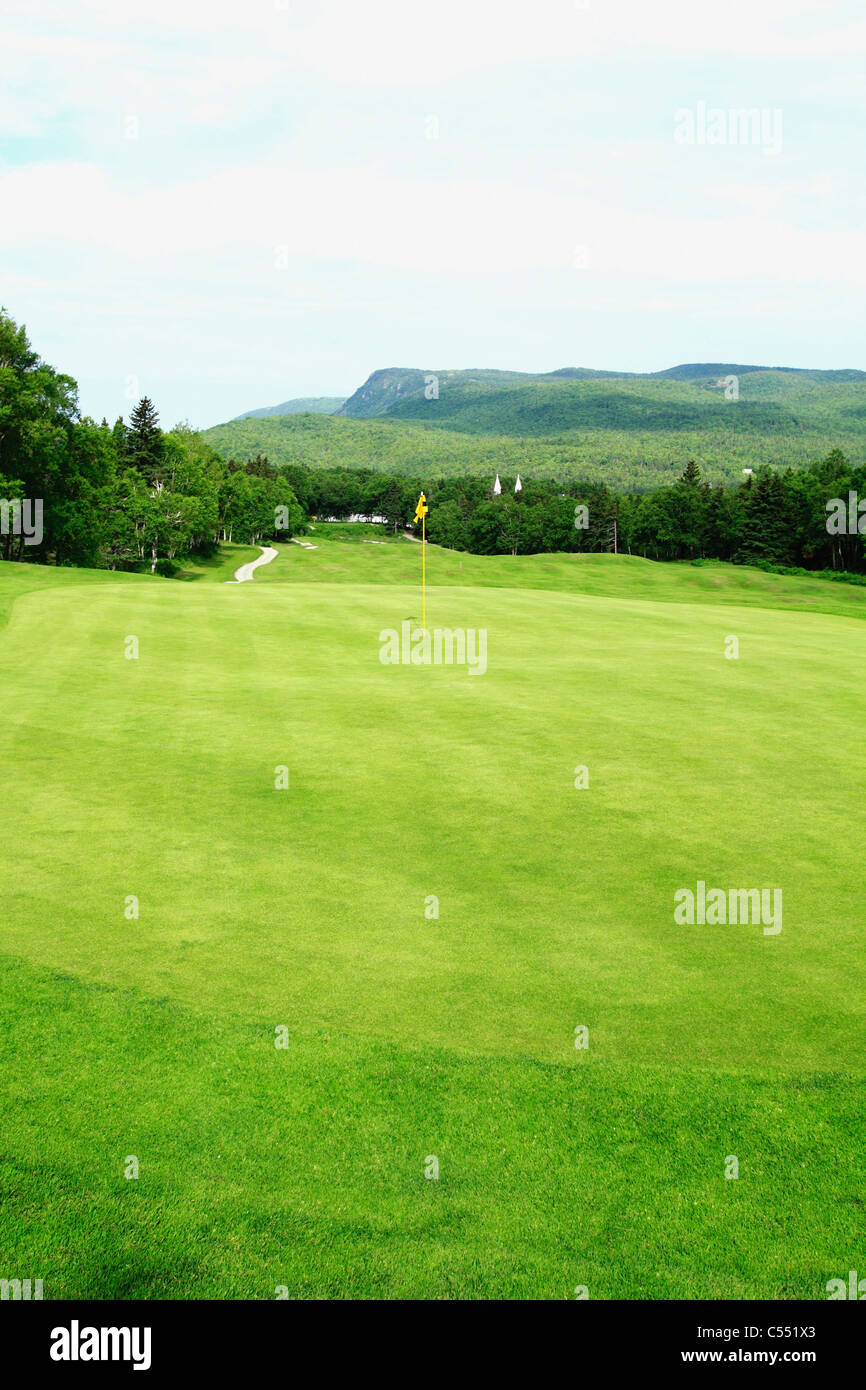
[[414, 492, 429, 629]]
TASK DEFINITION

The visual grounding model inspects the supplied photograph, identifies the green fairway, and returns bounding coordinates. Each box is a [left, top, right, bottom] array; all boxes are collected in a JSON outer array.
[[1, 535, 865, 1299], [264, 522, 866, 621]]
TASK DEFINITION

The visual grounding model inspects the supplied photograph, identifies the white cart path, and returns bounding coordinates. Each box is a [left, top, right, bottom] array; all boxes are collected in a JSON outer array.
[[227, 546, 279, 583]]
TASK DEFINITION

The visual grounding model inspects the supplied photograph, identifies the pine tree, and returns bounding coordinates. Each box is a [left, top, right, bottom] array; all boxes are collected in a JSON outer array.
[[668, 461, 707, 557], [125, 397, 164, 483], [111, 416, 127, 467], [736, 472, 793, 564]]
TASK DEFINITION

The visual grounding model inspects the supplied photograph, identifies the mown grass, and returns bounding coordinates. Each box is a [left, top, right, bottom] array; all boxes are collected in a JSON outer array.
[[1, 536, 864, 1299], [265, 522, 866, 622]]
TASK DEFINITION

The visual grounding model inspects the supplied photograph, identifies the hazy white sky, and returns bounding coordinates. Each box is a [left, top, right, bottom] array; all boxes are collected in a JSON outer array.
[[1, 0, 864, 426]]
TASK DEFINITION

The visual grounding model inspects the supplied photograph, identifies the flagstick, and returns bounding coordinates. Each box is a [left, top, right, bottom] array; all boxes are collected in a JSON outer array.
[[421, 511, 427, 630]]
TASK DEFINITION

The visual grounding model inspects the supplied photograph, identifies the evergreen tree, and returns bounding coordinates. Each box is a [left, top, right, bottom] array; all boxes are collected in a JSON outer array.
[[111, 416, 127, 462], [736, 472, 793, 564], [125, 397, 164, 483], [245, 453, 275, 480]]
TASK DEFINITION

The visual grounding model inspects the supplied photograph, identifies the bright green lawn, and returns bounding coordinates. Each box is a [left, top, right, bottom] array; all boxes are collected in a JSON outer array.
[[271, 522, 866, 622], [1, 536, 864, 1298]]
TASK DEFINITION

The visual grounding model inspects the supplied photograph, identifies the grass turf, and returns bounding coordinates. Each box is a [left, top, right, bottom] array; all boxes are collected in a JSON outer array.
[[0, 535, 864, 1298]]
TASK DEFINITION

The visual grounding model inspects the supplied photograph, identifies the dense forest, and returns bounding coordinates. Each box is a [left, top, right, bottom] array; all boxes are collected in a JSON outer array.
[[1, 307, 864, 577], [204, 406, 866, 492]]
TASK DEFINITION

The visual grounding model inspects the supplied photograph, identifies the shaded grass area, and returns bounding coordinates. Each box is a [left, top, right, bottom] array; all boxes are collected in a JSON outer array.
[[173, 543, 262, 583]]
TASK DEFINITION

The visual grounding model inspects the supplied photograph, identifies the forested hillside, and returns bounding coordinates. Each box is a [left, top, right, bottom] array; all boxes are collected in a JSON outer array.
[[336, 365, 620, 417], [333, 362, 866, 420], [383, 373, 866, 436], [204, 400, 866, 491]]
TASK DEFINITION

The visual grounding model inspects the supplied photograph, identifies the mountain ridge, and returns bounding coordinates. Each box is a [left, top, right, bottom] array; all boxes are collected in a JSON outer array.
[[233, 396, 344, 421], [227, 362, 866, 426]]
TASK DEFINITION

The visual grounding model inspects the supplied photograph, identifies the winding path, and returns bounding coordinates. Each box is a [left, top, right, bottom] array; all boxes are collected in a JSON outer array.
[[227, 546, 279, 583]]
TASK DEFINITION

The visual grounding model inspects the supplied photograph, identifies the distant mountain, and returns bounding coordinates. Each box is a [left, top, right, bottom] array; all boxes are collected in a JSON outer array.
[[337, 363, 866, 420], [227, 364, 866, 427], [337, 366, 623, 418], [206, 362, 866, 490], [233, 397, 345, 421], [657, 363, 866, 383], [372, 366, 866, 437]]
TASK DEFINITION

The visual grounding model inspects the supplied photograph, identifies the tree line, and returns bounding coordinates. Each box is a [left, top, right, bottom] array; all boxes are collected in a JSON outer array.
[[0, 309, 302, 573], [284, 455, 866, 575]]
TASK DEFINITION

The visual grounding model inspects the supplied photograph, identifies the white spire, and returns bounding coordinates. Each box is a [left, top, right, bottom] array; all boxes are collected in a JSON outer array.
[[493, 474, 501, 495], [514, 474, 522, 493]]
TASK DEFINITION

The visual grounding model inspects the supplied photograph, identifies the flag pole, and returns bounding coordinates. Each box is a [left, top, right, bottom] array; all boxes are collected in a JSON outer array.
[[422, 510, 426, 630], [413, 492, 428, 628]]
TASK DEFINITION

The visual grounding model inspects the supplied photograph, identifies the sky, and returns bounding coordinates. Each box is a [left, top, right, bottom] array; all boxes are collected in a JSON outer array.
[[1, 0, 865, 428]]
